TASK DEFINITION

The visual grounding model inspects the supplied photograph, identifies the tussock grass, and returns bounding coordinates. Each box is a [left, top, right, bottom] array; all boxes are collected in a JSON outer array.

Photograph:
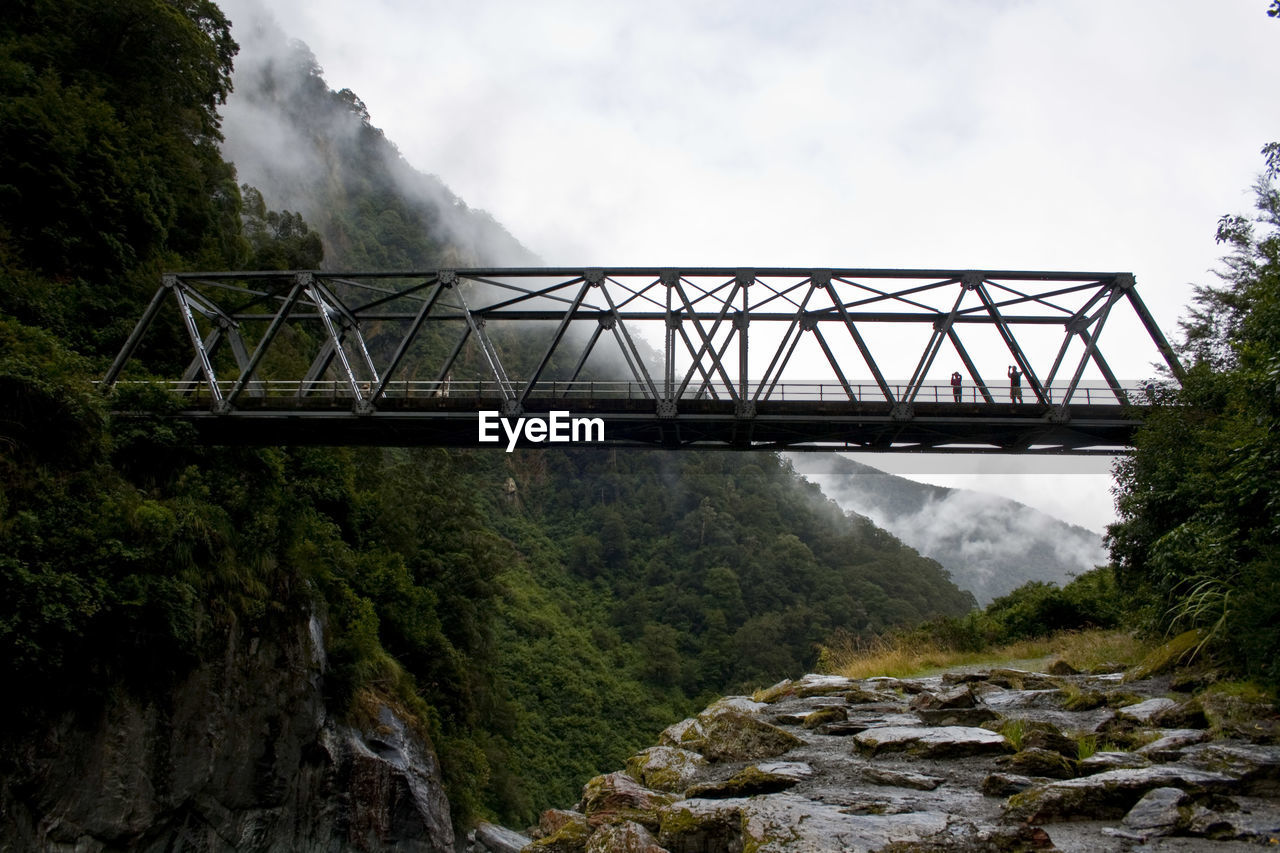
[[820, 628, 1151, 681]]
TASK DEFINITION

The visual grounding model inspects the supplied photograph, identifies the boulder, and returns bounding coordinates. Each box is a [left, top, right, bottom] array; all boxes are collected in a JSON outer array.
[[1060, 689, 1108, 711], [1116, 697, 1179, 724], [657, 718, 704, 751], [1004, 765, 1237, 823], [656, 800, 745, 853], [987, 669, 1059, 691], [1150, 698, 1209, 729], [853, 725, 1011, 759], [1119, 786, 1187, 837], [860, 767, 942, 791], [753, 679, 795, 703], [910, 685, 977, 712], [788, 674, 855, 698], [702, 696, 768, 717], [1020, 723, 1079, 758], [801, 707, 847, 729], [998, 748, 1078, 780], [537, 809, 588, 838], [584, 820, 668, 853], [1079, 750, 1153, 775], [981, 772, 1037, 797], [1180, 742, 1280, 795], [844, 686, 902, 705], [1136, 728, 1211, 761], [625, 747, 707, 793], [915, 707, 999, 727], [1124, 629, 1204, 681], [578, 772, 679, 830], [864, 676, 927, 694], [474, 822, 530, 853], [1199, 692, 1280, 744], [523, 815, 592, 853], [692, 711, 804, 762], [942, 671, 991, 685], [685, 764, 809, 798], [1046, 659, 1080, 676]]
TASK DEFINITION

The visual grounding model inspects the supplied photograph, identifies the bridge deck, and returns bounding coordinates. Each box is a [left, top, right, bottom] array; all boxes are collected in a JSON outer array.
[[112, 381, 1142, 452]]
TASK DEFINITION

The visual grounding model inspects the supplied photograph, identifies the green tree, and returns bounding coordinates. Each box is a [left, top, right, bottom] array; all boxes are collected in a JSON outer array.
[[1108, 143, 1280, 682]]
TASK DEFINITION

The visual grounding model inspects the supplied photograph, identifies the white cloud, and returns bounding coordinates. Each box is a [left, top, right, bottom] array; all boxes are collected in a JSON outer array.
[[216, 0, 1280, 532]]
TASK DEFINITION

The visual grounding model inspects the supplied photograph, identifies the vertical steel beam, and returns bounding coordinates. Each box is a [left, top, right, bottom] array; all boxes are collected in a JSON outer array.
[[738, 271, 751, 403], [662, 271, 677, 402], [173, 283, 222, 404]]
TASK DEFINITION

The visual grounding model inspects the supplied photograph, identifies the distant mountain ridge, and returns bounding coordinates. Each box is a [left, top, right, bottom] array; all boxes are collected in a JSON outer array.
[[219, 8, 536, 270], [788, 455, 1108, 606]]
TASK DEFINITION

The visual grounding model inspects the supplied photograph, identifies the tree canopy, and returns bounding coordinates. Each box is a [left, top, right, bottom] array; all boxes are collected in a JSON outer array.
[[1107, 142, 1280, 682]]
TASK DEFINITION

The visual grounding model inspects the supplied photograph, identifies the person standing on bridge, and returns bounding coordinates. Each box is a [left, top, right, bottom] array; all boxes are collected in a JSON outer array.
[[950, 371, 962, 403], [1007, 365, 1023, 403]]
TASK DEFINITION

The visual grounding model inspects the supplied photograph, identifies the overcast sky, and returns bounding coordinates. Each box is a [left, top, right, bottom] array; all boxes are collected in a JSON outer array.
[[217, 0, 1280, 532]]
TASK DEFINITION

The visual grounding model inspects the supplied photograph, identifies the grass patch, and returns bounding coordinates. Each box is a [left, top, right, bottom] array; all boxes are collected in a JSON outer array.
[[819, 628, 1151, 681], [999, 718, 1028, 751], [1203, 680, 1276, 704]]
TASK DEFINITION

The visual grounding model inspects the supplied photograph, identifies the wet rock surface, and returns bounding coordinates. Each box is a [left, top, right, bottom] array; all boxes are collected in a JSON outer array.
[[1, 610, 456, 853], [474, 669, 1280, 852]]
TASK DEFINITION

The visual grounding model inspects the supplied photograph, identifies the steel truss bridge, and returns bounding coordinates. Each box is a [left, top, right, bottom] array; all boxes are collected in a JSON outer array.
[[103, 268, 1184, 453]]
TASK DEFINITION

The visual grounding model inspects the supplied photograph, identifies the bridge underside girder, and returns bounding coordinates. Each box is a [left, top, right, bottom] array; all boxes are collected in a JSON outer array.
[[120, 398, 1138, 453]]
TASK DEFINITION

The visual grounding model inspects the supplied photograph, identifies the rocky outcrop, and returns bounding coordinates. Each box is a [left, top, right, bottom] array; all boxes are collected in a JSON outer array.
[[0, 607, 454, 852], [478, 669, 1280, 852]]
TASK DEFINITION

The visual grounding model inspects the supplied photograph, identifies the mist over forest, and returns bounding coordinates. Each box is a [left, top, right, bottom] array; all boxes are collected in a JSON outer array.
[[789, 455, 1107, 606]]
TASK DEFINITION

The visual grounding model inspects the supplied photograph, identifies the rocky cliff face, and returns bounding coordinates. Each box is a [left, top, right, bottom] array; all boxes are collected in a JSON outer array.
[[0, 605, 454, 852]]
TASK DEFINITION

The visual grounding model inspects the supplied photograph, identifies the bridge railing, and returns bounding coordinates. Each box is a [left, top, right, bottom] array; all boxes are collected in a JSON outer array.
[[119, 379, 1152, 407]]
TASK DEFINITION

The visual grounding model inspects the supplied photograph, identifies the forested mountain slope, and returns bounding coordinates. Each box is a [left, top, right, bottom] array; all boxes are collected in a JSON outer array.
[[0, 3, 975, 844], [219, 8, 535, 270], [789, 455, 1108, 605]]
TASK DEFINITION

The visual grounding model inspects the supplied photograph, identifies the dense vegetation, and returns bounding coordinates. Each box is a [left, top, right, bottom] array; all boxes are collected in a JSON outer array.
[[1106, 141, 1280, 685], [0, 0, 978, 830]]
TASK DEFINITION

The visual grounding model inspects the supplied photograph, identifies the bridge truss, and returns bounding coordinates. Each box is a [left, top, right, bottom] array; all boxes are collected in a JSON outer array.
[[103, 268, 1183, 452]]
